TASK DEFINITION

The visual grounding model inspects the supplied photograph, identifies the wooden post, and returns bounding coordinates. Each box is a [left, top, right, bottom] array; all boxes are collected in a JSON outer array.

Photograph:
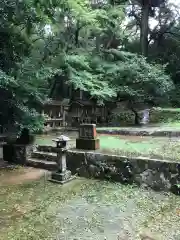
[[63, 107, 66, 127], [49, 110, 52, 118]]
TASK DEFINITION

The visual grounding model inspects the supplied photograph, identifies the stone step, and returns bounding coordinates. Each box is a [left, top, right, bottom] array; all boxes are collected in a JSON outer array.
[[27, 158, 57, 171], [37, 145, 57, 153], [32, 151, 57, 161]]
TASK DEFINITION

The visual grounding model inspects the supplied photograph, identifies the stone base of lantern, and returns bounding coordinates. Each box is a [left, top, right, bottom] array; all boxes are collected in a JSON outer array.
[[76, 138, 100, 150], [50, 170, 75, 184]]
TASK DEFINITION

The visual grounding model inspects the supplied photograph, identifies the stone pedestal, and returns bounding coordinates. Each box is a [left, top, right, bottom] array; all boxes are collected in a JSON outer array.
[[76, 124, 100, 150], [51, 170, 74, 184], [76, 138, 100, 150]]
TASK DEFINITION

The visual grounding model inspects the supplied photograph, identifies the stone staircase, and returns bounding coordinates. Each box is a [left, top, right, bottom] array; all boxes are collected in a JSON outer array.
[[27, 145, 58, 171]]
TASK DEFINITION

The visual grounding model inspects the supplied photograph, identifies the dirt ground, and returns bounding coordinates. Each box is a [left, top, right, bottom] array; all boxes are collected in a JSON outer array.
[[0, 164, 47, 186]]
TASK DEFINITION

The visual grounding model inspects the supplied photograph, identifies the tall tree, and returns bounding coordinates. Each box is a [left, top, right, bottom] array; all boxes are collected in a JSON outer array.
[[129, 0, 165, 56]]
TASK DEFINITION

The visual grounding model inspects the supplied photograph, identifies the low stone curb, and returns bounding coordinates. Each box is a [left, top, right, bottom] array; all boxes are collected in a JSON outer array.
[[97, 129, 180, 137], [66, 149, 180, 193]]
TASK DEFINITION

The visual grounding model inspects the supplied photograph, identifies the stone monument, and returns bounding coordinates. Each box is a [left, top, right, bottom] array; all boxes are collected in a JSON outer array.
[[3, 128, 34, 164], [51, 135, 75, 184], [76, 124, 100, 150]]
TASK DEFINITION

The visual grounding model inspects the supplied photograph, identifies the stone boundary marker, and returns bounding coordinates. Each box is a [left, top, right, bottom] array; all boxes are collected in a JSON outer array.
[[76, 124, 100, 150]]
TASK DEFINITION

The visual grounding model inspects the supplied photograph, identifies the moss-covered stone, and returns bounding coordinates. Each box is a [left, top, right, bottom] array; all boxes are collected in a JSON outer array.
[[67, 150, 180, 192]]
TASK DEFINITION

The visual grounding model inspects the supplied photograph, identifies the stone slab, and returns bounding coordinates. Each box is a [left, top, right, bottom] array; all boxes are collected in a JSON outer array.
[[76, 138, 100, 150], [50, 176, 76, 185], [50, 170, 75, 184]]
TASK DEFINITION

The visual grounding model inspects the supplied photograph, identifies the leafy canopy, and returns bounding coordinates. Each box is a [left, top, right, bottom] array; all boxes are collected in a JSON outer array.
[[0, 0, 174, 131]]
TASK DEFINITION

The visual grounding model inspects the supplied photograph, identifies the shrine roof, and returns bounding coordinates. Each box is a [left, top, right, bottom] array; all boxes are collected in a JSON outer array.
[[70, 99, 95, 106], [44, 98, 70, 106]]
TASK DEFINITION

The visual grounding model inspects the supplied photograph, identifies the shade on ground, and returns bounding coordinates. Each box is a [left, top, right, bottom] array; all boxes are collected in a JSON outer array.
[[0, 167, 180, 240]]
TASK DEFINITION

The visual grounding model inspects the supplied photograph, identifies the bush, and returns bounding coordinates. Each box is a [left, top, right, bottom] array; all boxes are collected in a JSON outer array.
[[110, 111, 135, 126], [149, 108, 180, 123], [16, 108, 45, 134]]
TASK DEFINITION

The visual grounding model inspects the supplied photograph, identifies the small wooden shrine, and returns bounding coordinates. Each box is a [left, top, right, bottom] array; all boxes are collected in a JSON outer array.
[[42, 75, 110, 128], [42, 99, 70, 128]]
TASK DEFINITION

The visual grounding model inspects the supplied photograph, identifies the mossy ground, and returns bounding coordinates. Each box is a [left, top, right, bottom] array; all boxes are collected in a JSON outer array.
[[0, 167, 180, 240]]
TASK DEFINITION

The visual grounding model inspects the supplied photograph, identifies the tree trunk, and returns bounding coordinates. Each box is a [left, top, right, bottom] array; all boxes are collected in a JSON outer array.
[[75, 21, 80, 47], [131, 108, 140, 125], [96, 34, 100, 52], [140, 1, 149, 56], [128, 102, 140, 125]]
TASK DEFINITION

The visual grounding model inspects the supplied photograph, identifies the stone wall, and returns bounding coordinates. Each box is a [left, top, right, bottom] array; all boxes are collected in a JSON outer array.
[[3, 144, 34, 165], [97, 128, 180, 137], [67, 150, 180, 192]]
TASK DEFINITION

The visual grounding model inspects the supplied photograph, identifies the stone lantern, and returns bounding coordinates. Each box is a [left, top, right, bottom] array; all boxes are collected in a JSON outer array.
[[51, 135, 74, 184]]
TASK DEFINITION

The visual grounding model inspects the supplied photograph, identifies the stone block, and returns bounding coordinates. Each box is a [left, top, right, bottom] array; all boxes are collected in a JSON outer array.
[[51, 170, 75, 184], [79, 124, 97, 139], [3, 144, 34, 165], [76, 138, 100, 150]]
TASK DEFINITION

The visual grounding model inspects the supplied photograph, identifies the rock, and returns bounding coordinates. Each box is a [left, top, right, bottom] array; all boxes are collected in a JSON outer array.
[[139, 169, 171, 191]]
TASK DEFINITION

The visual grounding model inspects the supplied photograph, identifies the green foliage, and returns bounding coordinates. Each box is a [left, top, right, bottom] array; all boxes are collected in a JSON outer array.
[[0, 0, 62, 131], [16, 107, 45, 134], [110, 51, 172, 104], [61, 49, 172, 107], [88, 50, 172, 105], [110, 111, 135, 126], [64, 53, 117, 100], [0, 0, 175, 131], [149, 107, 180, 124]]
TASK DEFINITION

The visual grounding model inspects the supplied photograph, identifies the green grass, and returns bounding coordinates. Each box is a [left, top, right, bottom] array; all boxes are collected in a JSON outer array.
[[35, 135, 57, 146], [97, 127, 123, 130], [99, 135, 180, 161], [1, 171, 180, 239], [97, 124, 180, 130], [154, 107, 180, 112], [161, 121, 180, 128], [35, 133, 180, 161], [100, 135, 161, 154]]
